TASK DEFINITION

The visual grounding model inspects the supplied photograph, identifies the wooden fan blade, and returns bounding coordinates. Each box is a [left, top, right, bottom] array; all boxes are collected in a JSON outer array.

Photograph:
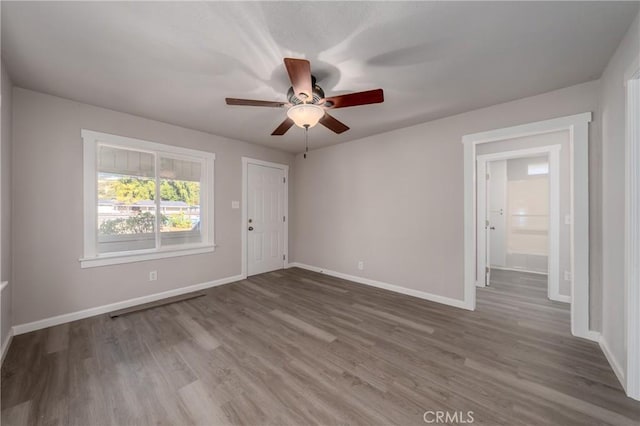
[[226, 98, 286, 107], [284, 58, 312, 100], [324, 89, 384, 109], [319, 113, 349, 134], [271, 118, 295, 136]]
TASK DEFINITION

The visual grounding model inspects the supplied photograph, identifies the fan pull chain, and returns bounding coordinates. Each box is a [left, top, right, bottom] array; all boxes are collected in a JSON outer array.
[[304, 125, 309, 159]]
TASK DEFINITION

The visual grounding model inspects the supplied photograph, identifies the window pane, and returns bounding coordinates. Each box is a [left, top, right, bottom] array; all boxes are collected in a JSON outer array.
[[159, 157, 202, 246], [97, 145, 156, 253]]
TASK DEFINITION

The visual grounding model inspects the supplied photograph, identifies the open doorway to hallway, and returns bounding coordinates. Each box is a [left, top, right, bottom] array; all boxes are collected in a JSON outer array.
[[476, 140, 569, 304], [486, 155, 551, 287], [463, 113, 592, 339]]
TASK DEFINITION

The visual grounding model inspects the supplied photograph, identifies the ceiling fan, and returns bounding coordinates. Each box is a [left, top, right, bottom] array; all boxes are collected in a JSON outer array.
[[225, 58, 384, 136]]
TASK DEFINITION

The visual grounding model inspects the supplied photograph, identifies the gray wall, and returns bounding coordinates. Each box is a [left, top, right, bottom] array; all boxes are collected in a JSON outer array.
[[600, 12, 639, 380], [11, 88, 294, 326], [292, 80, 599, 314], [478, 132, 572, 297], [1, 60, 12, 348]]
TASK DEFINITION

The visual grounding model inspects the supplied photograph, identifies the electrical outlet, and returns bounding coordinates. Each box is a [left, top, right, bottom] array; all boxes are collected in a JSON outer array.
[[149, 270, 157, 281], [358, 261, 364, 271], [564, 271, 572, 281]]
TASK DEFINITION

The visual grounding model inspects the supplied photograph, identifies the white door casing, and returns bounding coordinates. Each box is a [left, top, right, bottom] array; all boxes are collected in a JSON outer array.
[[488, 160, 507, 268], [247, 163, 285, 276], [463, 112, 592, 340], [624, 63, 640, 400]]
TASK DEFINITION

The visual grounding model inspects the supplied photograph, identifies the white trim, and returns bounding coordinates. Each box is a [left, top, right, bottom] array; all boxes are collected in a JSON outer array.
[[600, 335, 626, 391], [552, 294, 572, 304], [475, 146, 559, 162], [12, 274, 243, 335], [241, 157, 289, 278], [490, 265, 548, 276], [548, 145, 561, 302], [476, 158, 488, 287], [81, 130, 216, 160], [463, 113, 593, 340], [0, 280, 11, 365], [582, 330, 602, 343], [80, 245, 215, 268], [1, 328, 13, 365], [81, 129, 215, 266], [625, 65, 640, 400], [462, 113, 592, 145], [289, 262, 472, 310], [476, 145, 561, 303]]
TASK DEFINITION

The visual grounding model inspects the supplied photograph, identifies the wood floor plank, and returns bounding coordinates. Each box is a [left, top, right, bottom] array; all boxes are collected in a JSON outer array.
[[175, 314, 221, 351], [0, 401, 31, 426], [45, 323, 69, 354], [352, 303, 435, 334], [178, 380, 231, 426], [269, 309, 337, 343], [2, 267, 639, 425]]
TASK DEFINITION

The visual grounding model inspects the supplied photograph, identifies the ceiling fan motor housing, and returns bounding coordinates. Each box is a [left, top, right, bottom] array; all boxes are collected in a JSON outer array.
[[287, 75, 325, 105]]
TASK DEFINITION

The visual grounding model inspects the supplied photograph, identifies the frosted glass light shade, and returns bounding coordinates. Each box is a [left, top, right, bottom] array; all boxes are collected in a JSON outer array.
[[286, 104, 325, 128]]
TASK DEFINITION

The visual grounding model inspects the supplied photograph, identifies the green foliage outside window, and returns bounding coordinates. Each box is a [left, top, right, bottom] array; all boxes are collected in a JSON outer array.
[[99, 177, 200, 206], [99, 212, 156, 235], [167, 212, 193, 229], [98, 176, 200, 236]]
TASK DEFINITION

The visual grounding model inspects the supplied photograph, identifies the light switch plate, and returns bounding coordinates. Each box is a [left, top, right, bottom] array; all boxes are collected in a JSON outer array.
[[232, 201, 240, 209]]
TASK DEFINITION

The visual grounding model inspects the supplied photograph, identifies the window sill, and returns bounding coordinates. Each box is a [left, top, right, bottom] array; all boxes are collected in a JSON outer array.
[[79, 245, 215, 268]]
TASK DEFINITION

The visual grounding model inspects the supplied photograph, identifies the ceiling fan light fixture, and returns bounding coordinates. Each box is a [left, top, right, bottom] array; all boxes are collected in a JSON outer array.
[[287, 104, 325, 129]]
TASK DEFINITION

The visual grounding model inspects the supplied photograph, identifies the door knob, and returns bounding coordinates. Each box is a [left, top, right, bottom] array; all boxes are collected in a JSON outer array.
[[248, 226, 254, 231], [490, 226, 496, 230]]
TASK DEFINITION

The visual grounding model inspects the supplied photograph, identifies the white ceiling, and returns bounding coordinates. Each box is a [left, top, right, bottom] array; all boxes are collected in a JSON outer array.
[[2, 1, 637, 153]]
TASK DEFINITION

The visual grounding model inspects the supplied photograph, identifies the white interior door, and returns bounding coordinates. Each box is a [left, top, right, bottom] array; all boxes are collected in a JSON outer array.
[[247, 163, 285, 276], [488, 160, 507, 267]]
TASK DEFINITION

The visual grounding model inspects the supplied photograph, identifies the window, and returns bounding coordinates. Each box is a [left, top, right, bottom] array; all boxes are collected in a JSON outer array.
[[81, 130, 215, 268], [527, 162, 549, 175]]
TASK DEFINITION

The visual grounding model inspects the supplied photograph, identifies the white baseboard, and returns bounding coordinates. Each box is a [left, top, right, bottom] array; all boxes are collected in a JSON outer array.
[[1, 280, 11, 364], [549, 293, 571, 304], [599, 335, 626, 390], [12, 274, 245, 335], [491, 266, 548, 276], [572, 328, 601, 343], [288, 262, 472, 310], [1, 327, 13, 365]]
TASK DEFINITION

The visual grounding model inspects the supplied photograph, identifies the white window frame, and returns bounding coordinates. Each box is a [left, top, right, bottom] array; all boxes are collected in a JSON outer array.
[[80, 129, 215, 268]]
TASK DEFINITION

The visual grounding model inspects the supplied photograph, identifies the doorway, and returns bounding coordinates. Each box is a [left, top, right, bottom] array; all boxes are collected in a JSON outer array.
[[241, 158, 289, 277], [463, 113, 594, 340], [477, 148, 565, 303]]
